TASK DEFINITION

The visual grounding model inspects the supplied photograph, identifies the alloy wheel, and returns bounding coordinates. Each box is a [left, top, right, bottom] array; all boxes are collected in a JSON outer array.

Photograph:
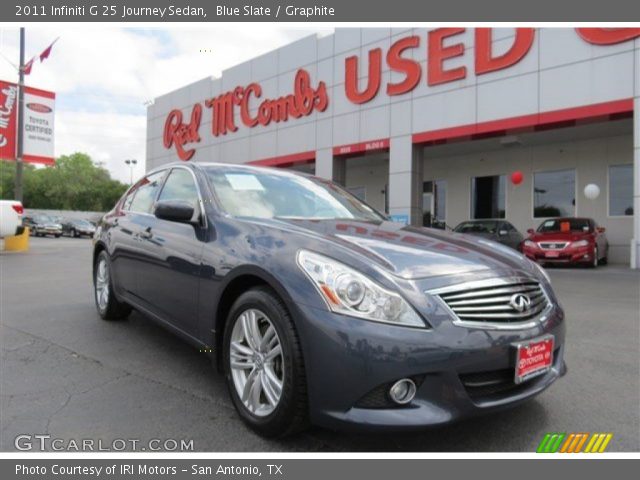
[[229, 309, 284, 417], [95, 258, 110, 311]]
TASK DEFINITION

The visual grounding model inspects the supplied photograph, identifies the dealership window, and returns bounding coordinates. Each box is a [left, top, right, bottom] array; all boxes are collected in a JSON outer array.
[[471, 175, 505, 219], [609, 164, 633, 216], [128, 171, 166, 214], [533, 169, 575, 218], [423, 180, 447, 228]]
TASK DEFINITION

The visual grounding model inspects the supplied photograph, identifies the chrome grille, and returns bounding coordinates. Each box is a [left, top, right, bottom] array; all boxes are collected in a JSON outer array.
[[539, 242, 568, 250], [429, 277, 551, 328]]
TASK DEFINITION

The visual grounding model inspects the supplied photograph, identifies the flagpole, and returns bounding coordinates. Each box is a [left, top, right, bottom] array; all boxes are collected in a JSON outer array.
[[14, 27, 25, 202]]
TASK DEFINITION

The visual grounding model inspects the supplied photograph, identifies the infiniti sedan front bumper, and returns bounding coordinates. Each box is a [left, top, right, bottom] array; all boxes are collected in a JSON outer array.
[[294, 300, 566, 432]]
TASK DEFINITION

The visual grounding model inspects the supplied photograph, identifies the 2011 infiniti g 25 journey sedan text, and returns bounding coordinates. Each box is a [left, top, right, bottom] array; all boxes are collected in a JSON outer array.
[[92, 163, 567, 437]]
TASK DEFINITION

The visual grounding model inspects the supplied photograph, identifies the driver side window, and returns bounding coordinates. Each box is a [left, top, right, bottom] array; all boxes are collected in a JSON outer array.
[[158, 168, 200, 207]]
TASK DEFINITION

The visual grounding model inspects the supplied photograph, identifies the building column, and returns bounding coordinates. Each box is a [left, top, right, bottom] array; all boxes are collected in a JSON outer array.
[[388, 135, 423, 225], [633, 96, 640, 269], [315, 148, 345, 185], [632, 44, 640, 269]]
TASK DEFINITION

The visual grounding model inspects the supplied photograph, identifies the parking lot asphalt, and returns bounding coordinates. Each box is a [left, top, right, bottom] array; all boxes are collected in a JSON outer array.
[[1, 237, 639, 452]]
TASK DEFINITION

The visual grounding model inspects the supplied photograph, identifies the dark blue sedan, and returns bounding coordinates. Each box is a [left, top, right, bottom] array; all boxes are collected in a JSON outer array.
[[92, 162, 566, 437]]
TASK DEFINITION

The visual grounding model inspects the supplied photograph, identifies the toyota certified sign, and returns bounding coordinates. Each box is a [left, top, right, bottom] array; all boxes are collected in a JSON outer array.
[[0, 80, 55, 165]]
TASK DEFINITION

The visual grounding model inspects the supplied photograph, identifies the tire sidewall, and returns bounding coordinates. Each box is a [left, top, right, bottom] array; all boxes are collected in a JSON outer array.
[[94, 251, 111, 317], [223, 289, 300, 436]]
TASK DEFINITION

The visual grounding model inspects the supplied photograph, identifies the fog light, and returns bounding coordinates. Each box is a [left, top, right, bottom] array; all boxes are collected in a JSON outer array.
[[388, 378, 416, 405]]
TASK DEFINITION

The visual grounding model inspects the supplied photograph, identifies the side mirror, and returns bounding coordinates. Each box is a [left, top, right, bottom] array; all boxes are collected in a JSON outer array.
[[498, 230, 508, 236], [154, 200, 195, 224], [597, 227, 606, 233], [527, 228, 534, 235]]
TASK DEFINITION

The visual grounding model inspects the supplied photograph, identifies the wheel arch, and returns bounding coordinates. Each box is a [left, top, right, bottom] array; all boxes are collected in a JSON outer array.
[[213, 265, 302, 373], [92, 241, 107, 277]]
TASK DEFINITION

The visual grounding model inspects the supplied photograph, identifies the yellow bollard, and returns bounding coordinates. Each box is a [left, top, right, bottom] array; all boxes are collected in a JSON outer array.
[[4, 227, 30, 252]]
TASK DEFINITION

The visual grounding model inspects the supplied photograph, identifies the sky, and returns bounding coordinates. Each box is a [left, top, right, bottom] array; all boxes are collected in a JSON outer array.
[[0, 26, 331, 183]]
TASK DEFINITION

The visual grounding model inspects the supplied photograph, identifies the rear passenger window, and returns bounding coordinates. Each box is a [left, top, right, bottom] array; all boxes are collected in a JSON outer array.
[[158, 168, 199, 206], [121, 187, 137, 211], [128, 171, 166, 213]]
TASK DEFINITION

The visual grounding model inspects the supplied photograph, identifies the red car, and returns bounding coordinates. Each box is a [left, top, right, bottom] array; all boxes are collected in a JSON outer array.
[[522, 217, 608, 268]]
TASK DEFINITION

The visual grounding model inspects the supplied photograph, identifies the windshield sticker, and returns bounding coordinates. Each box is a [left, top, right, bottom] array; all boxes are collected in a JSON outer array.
[[225, 174, 265, 191]]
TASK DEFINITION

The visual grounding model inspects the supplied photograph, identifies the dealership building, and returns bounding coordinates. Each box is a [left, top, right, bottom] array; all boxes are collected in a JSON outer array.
[[146, 28, 640, 267]]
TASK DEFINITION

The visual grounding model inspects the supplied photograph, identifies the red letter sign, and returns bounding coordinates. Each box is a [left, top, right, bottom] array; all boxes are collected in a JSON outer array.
[[163, 104, 202, 161], [386, 36, 421, 96], [475, 28, 535, 75], [576, 28, 640, 45], [345, 48, 382, 104], [428, 28, 467, 86]]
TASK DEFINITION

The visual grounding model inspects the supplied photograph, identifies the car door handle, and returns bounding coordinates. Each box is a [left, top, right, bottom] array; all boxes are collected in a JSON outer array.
[[139, 227, 153, 240]]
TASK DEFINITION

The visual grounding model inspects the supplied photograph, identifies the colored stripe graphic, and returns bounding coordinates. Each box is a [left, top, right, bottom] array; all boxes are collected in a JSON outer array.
[[584, 433, 613, 453], [559, 433, 589, 453], [537, 433, 565, 453], [538, 433, 613, 453]]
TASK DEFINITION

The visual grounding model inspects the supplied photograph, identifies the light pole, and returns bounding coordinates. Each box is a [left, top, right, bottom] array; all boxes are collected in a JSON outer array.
[[14, 28, 26, 202], [124, 159, 137, 184]]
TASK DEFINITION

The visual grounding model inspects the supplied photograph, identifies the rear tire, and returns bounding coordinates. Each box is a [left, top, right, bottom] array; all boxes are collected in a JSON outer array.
[[223, 286, 308, 438], [93, 250, 131, 320]]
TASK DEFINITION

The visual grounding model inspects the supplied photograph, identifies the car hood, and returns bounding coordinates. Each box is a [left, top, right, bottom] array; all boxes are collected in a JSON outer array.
[[251, 218, 536, 280]]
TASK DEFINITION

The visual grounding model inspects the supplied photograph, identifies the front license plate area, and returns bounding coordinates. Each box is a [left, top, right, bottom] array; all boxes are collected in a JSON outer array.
[[514, 335, 554, 384], [545, 251, 560, 258]]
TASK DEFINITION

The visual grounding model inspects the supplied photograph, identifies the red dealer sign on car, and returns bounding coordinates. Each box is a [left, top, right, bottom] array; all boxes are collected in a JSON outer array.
[[0, 80, 56, 165], [162, 27, 640, 161]]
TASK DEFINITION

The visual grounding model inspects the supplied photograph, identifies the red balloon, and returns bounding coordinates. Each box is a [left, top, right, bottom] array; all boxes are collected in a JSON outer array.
[[511, 171, 524, 185]]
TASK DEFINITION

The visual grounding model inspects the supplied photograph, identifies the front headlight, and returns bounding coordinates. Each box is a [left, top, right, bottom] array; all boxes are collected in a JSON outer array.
[[296, 250, 426, 328], [523, 240, 537, 249], [570, 239, 589, 248]]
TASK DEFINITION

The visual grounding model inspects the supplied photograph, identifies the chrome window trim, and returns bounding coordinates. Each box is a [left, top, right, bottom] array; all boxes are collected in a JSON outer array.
[[120, 166, 208, 230], [427, 276, 553, 330]]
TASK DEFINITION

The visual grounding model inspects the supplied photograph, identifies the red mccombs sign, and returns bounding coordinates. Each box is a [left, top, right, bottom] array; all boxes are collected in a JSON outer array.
[[163, 27, 640, 160], [164, 70, 328, 161]]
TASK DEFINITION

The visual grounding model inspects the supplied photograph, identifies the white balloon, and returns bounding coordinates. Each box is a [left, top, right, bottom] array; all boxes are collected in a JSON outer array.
[[584, 183, 600, 200]]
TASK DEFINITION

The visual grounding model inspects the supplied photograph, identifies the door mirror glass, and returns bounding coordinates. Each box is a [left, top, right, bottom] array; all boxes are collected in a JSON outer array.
[[527, 228, 535, 235], [154, 200, 195, 224], [597, 227, 606, 233]]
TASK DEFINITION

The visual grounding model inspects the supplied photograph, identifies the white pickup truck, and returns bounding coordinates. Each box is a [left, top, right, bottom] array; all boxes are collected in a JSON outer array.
[[0, 200, 24, 238]]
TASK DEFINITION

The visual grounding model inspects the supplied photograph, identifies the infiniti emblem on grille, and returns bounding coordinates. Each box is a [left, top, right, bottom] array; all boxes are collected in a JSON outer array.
[[509, 293, 531, 312]]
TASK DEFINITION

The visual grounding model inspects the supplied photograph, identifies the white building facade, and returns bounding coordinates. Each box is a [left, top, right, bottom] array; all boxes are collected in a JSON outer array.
[[147, 27, 640, 267]]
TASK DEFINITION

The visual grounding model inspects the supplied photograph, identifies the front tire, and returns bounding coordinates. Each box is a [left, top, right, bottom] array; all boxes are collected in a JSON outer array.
[[590, 246, 598, 268], [93, 251, 131, 320], [223, 287, 308, 437]]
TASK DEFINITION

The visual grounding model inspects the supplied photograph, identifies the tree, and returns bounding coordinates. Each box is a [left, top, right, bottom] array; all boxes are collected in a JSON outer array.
[[0, 153, 128, 211]]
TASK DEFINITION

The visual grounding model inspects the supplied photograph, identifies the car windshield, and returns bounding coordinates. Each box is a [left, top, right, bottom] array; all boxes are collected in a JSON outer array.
[[74, 220, 92, 227], [34, 215, 53, 223], [537, 218, 591, 233], [204, 167, 385, 221], [454, 221, 499, 234]]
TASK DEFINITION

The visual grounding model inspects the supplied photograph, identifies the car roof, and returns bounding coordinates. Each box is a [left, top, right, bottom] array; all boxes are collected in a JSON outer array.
[[146, 161, 313, 179], [544, 217, 592, 222]]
